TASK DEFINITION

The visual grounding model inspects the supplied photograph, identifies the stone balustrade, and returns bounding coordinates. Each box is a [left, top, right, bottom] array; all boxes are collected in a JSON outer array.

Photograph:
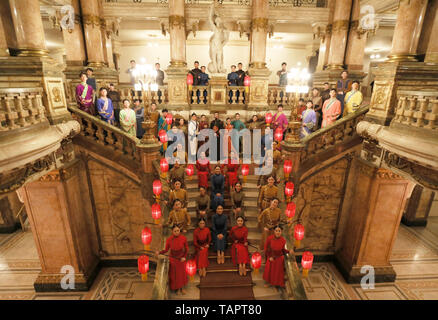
[[268, 86, 311, 107], [69, 105, 140, 162], [0, 88, 47, 132], [392, 93, 438, 131], [119, 84, 169, 106]]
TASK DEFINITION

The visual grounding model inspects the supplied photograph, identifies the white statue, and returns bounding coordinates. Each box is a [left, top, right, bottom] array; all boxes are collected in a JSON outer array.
[[208, 4, 229, 74]]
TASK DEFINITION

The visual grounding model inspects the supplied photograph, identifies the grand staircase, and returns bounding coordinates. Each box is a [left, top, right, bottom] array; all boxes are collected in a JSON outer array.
[[168, 173, 284, 300]]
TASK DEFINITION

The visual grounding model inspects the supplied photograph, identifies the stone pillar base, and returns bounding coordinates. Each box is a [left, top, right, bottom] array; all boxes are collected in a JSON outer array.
[[34, 260, 100, 292], [165, 65, 189, 111], [247, 66, 271, 110], [401, 185, 434, 227], [334, 255, 397, 283]]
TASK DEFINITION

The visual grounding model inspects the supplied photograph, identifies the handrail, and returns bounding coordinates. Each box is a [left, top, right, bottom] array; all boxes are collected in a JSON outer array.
[[68, 106, 141, 165], [151, 159, 171, 300], [299, 105, 370, 163]]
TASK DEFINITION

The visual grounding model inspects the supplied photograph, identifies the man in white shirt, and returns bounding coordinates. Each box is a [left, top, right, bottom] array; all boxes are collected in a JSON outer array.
[[188, 113, 199, 163]]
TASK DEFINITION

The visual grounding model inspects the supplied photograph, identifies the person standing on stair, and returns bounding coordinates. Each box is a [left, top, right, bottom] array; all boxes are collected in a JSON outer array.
[[169, 159, 185, 188], [257, 176, 279, 213], [231, 182, 245, 220], [212, 205, 228, 265], [166, 199, 191, 234], [194, 218, 211, 278], [196, 152, 211, 190], [263, 225, 291, 288], [156, 225, 188, 295], [168, 180, 188, 209], [230, 216, 249, 276], [210, 166, 225, 211], [258, 198, 283, 250], [119, 99, 136, 137], [222, 150, 240, 192], [196, 187, 210, 220]]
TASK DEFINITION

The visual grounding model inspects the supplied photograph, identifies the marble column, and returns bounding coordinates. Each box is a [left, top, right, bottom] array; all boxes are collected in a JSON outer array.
[[335, 159, 413, 283], [247, 0, 270, 110], [0, 10, 9, 56], [22, 160, 99, 291], [166, 0, 188, 109], [344, 0, 368, 71], [313, 23, 330, 72], [8, 0, 48, 57], [326, 0, 352, 70], [61, 0, 86, 66], [387, 0, 427, 62], [402, 185, 435, 227], [80, 0, 106, 67], [418, 0, 438, 63]]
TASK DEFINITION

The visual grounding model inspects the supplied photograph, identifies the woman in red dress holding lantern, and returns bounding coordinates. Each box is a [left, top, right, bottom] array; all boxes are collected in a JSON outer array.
[[230, 216, 250, 276], [193, 218, 211, 277], [263, 225, 291, 288], [222, 150, 240, 192], [196, 151, 211, 189], [156, 225, 189, 295]]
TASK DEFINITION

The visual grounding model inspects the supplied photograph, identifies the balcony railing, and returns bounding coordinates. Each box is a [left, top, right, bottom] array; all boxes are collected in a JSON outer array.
[[119, 84, 169, 106], [0, 88, 48, 132]]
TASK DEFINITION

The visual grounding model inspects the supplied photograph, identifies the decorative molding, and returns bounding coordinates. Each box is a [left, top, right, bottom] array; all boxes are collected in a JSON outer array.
[[332, 20, 349, 33], [169, 15, 186, 29], [82, 14, 103, 28], [251, 17, 269, 32]]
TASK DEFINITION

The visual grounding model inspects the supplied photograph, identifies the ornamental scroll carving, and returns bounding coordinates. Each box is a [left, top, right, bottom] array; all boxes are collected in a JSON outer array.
[[251, 18, 269, 32], [82, 15, 103, 28]]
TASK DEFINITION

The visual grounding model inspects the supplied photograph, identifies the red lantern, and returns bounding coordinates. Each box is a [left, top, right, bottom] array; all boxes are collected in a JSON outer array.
[[244, 75, 251, 93], [165, 114, 173, 126], [265, 112, 272, 125], [301, 251, 314, 278], [152, 180, 162, 201], [274, 127, 283, 142], [285, 181, 294, 201], [294, 223, 305, 248], [283, 160, 293, 179], [241, 164, 249, 183], [138, 255, 149, 281], [186, 259, 197, 281], [141, 227, 152, 251], [187, 73, 194, 91], [158, 129, 168, 143], [185, 164, 194, 180], [251, 252, 262, 274], [160, 158, 169, 178], [151, 203, 162, 223], [285, 202, 296, 220]]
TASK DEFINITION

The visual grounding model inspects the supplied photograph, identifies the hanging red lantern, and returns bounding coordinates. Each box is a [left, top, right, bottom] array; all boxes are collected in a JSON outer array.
[[285, 181, 294, 202], [165, 113, 173, 126], [265, 112, 273, 125], [187, 73, 194, 91], [294, 223, 305, 248], [251, 252, 262, 274], [301, 251, 314, 278], [241, 164, 249, 183], [185, 164, 194, 180], [141, 227, 152, 251], [285, 202, 296, 221], [152, 180, 162, 202], [185, 259, 197, 282], [243, 75, 251, 93], [160, 158, 169, 178], [151, 203, 162, 224], [158, 129, 168, 144], [274, 127, 283, 142], [138, 255, 149, 281], [283, 160, 293, 179]]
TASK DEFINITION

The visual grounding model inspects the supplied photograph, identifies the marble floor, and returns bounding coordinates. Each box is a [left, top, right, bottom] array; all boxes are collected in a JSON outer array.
[[1, 218, 438, 300]]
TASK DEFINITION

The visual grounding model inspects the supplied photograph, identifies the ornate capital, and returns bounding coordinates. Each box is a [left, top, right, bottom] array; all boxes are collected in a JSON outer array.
[[251, 17, 269, 32], [169, 15, 186, 29], [332, 20, 349, 33], [82, 14, 102, 28]]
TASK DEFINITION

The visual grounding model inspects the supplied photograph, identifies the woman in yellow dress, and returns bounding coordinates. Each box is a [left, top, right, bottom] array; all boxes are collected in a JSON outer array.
[[119, 99, 136, 136]]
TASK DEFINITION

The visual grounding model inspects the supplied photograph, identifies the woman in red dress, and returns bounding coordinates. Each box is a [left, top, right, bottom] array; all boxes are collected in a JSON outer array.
[[156, 225, 189, 295], [230, 216, 250, 276], [222, 150, 240, 192], [196, 151, 210, 189], [263, 225, 291, 288], [193, 218, 211, 277]]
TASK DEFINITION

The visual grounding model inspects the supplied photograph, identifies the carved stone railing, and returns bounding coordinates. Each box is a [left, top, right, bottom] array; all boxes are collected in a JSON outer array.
[[268, 86, 310, 107], [188, 85, 247, 107], [391, 93, 438, 132], [68, 106, 140, 164], [188, 86, 210, 105], [151, 159, 170, 300], [0, 88, 48, 132], [227, 86, 247, 105], [300, 105, 370, 164], [119, 84, 169, 106]]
